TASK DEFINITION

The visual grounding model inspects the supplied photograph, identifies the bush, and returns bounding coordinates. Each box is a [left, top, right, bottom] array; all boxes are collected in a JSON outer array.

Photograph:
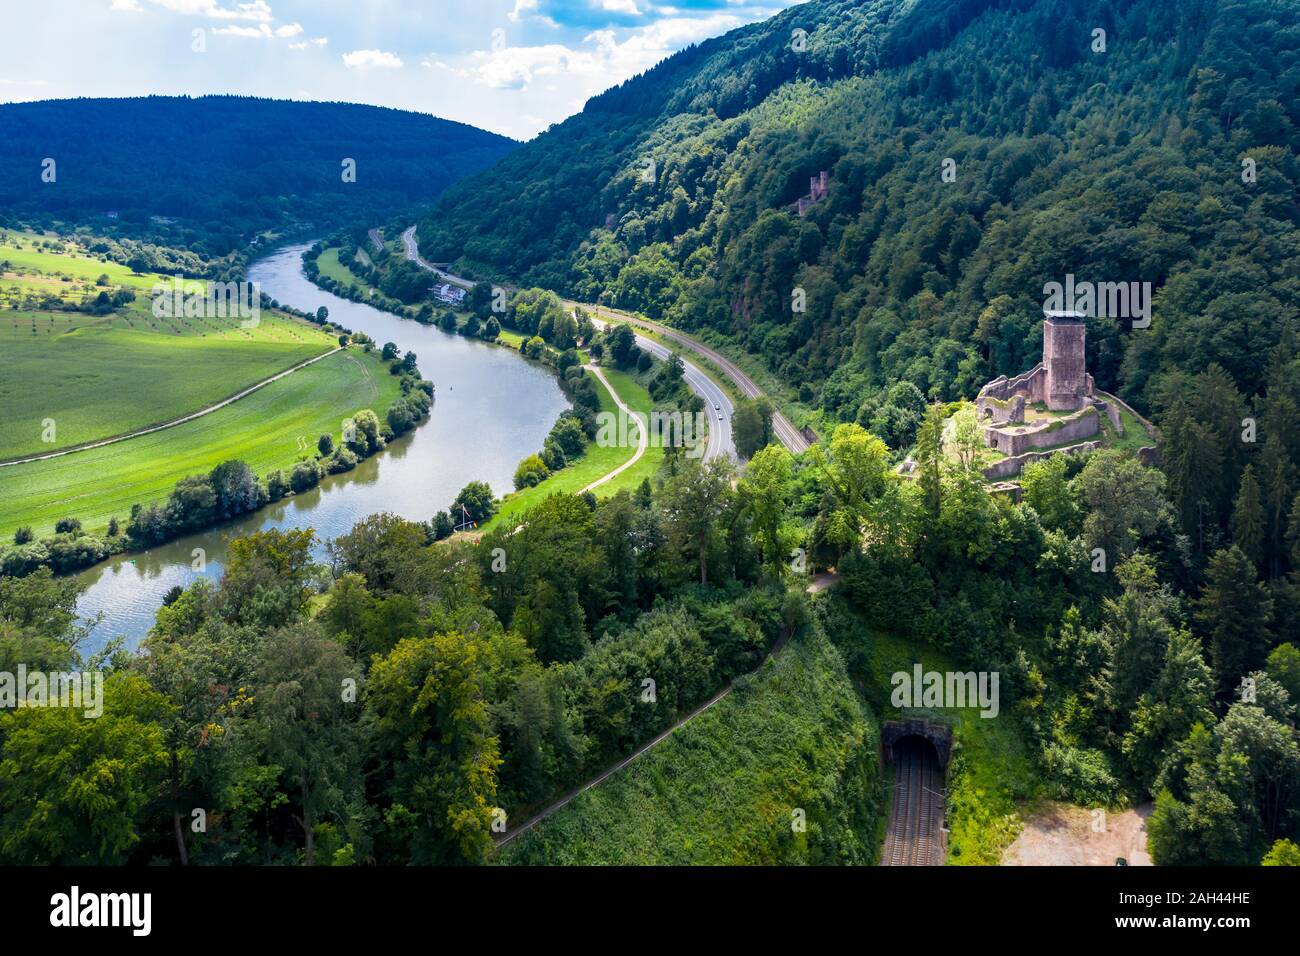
[[13, 526, 33, 545], [265, 469, 289, 501], [290, 460, 322, 493], [53, 517, 82, 534], [325, 446, 359, 475], [513, 453, 551, 490]]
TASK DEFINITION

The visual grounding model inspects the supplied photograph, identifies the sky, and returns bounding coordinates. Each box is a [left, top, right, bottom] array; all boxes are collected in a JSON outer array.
[[0, 0, 804, 140]]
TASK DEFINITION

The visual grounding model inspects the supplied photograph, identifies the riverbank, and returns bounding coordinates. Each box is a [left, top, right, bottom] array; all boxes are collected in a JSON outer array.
[[68, 242, 570, 650]]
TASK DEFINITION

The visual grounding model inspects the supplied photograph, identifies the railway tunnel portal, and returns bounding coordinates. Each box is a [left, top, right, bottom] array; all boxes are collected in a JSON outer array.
[[881, 720, 951, 866]]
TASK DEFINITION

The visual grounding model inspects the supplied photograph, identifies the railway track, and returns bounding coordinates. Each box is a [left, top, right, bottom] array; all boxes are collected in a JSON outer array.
[[882, 738, 945, 866]]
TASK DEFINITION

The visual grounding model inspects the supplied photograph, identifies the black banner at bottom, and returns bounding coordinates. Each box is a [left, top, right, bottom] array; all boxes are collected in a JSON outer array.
[[0, 864, 1290, 942]]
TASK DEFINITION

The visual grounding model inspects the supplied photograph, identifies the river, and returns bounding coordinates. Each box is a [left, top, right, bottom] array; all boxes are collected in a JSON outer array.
[[72, 243, 569, 652]]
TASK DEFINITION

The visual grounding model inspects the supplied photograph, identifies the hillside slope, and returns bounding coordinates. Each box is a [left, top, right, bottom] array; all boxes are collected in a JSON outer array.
[[0, 96, 517, 256], [418, 0, 1300, 425]]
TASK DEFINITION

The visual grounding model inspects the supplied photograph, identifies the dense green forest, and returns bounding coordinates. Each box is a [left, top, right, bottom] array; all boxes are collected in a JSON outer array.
[[0, 96, 516, 259], [4, 416, 1297, 865], [419, 0, 1298, 421]]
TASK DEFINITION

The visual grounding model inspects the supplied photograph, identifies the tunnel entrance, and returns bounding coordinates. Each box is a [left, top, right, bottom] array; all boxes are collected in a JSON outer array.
[[881, 721, 949, 866], [881, 719, 952, 770]]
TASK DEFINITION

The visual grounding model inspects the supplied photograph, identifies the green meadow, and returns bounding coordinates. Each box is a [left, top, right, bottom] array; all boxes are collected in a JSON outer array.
[[486, 367, 663, 529], [0, 346, 401, 539], [1, 232, 336, 460]]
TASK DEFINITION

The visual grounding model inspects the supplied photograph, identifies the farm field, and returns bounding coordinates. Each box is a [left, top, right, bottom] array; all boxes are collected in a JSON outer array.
[[486, 367, 663, 529], [0, 346, 402, 538], [0, 231, 337, 459]]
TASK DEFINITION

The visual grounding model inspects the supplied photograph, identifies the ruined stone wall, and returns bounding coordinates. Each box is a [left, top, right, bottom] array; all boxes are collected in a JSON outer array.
[[982, 439, 1101, 480], [986, 405, 1099, 457]]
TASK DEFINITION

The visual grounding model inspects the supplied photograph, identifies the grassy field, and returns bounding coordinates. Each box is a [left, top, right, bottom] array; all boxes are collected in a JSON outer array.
[[1, 231, 336, 459], [499, 625, 881, 865], [485, 367, 663, 529], [0, 347, 402, 538], [315, 246, 368, 293], [821, 596, 1040, 865]]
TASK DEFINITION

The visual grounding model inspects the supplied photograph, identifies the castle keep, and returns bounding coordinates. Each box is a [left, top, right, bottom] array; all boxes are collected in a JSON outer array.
[[974, 311, 1120, 479]]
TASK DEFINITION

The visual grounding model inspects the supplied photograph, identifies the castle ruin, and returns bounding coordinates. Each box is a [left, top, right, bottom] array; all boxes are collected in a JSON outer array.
[[974, 311, 1117, 479], [795, 171, 829, 216]]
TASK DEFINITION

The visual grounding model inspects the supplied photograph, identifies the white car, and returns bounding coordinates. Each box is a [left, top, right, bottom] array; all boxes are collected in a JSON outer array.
[[713, 402, 720, 410]]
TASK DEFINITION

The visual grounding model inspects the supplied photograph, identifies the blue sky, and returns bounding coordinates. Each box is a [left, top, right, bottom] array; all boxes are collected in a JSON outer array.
[[1, 0, 804, 139]]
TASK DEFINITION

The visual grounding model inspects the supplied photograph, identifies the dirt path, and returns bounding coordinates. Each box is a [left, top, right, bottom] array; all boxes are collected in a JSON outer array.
[[1002, 801, 1152, 866], [0, 347, 342, 468], [579, 365, 648, 493]]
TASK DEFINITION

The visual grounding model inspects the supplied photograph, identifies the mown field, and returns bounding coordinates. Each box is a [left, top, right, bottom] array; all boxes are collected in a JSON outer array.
[[0, 232, 336, 459], [0, 347, 401, 538], [486, 367, 664, 529], [315, 246, 368, 293], [498, 624, 881, 865]]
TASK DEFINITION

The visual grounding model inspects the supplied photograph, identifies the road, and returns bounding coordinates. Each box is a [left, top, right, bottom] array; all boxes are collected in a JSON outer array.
[[401, 226, 472, 290], [586, 312, 733, 462], [399, 226, 821, 460], [583, 305, 809, 455]]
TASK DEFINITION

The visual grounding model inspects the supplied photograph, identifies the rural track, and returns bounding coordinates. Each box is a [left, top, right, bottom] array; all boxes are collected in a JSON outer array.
[[579, 365, 648, 493], [493, 572, 838, 851], [0, 346, 343, 468], [399, 226, 815, 460], [881, 738, 945, 866]]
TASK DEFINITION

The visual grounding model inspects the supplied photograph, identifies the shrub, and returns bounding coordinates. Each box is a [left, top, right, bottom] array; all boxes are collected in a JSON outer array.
[[513, 453, 550, 490], [290, 460, 321, 493]]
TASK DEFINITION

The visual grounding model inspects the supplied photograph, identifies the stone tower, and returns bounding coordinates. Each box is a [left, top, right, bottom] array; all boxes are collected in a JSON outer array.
[[1043, 311, 1088, 410]]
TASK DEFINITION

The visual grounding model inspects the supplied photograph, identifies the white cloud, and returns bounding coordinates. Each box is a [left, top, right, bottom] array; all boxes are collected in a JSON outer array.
[[508, 0, 538, 22], [288, 37, 328, 50], [470, 13, 742, 91], [342, 49, 403, 70], [274, 22, 302, 37], [598, 0, 640, 13], [146, 1, 275, 21], [110, 0, 144, 12], [212, 23, 272, 37]]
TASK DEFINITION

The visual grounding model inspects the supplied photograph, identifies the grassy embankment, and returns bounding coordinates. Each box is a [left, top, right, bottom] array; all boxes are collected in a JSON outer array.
[[484, 367, 663, 530], [499, 622, 881, 865]]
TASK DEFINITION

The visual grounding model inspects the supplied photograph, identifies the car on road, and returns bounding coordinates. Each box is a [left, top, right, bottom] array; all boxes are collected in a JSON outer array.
[[713, 402, 720, 410]]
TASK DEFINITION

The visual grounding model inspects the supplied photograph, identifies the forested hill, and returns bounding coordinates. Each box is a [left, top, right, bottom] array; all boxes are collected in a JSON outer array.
[[0, 96, 517, 254], [417, 0, 1300, 423]]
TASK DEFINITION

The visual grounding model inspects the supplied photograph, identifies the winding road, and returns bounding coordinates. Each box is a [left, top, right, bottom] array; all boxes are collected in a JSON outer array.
[[400, 226, 813, 461]]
